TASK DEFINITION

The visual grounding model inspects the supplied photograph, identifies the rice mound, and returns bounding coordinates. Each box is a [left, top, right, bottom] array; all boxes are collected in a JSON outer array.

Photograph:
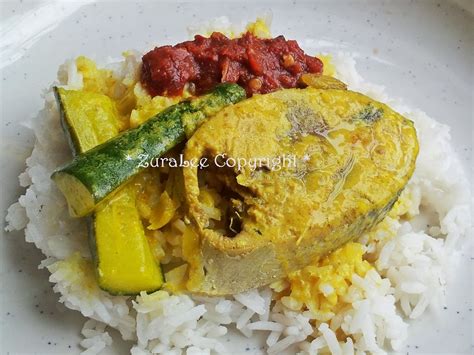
[[5, 44, 471, 355]]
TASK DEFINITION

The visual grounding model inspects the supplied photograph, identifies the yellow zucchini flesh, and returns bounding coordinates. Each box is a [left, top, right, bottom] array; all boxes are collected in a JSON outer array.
[[92, 185, 163, 295], [54, 87, 120, 153]]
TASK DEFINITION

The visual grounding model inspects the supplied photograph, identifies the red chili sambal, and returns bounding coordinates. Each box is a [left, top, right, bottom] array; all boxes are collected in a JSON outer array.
[[141, 32, 323, 97]]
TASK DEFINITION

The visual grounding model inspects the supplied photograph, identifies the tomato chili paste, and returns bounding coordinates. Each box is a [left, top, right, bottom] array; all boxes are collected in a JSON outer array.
[[141, 32, 323, 97]]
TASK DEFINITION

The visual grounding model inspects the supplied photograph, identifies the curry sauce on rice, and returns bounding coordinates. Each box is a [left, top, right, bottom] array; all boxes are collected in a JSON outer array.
[[5, 18, 470, 355]]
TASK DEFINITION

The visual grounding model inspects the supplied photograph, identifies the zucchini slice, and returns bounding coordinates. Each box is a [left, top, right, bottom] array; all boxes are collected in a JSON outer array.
[[52, 83, 246, 217], [298, 74, 348, 90], [54, 87, 120, 154], [55, 87, 164, 294], [91, 185, 164, 295]]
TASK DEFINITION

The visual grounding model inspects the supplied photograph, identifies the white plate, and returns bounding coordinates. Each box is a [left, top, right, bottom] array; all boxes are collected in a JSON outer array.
[[1, 1, 472, 354]]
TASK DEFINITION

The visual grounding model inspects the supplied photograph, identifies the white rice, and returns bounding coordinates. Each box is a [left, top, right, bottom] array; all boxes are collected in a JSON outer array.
[[4, 24, 471, 355], [81, 319, 113, 355]]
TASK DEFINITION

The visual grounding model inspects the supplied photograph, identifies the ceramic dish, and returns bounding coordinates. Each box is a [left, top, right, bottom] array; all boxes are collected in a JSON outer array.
[[1, 1, 472, 354]]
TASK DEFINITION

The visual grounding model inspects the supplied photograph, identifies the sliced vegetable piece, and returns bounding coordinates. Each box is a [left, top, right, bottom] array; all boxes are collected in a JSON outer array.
[[54, 87, 120, 154], [52, 83, 246, 217], [91, 184, 163, 295], [299, 74, 347, 90], [54, 88, 163, 294]]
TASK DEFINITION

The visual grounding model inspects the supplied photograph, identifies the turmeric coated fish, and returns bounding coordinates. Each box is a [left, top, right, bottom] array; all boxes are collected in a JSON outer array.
[[182, 87, 419, 295]]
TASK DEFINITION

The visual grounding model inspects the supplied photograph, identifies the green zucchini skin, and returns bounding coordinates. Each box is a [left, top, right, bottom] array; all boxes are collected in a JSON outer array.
[[52, 83, 246, 217]]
